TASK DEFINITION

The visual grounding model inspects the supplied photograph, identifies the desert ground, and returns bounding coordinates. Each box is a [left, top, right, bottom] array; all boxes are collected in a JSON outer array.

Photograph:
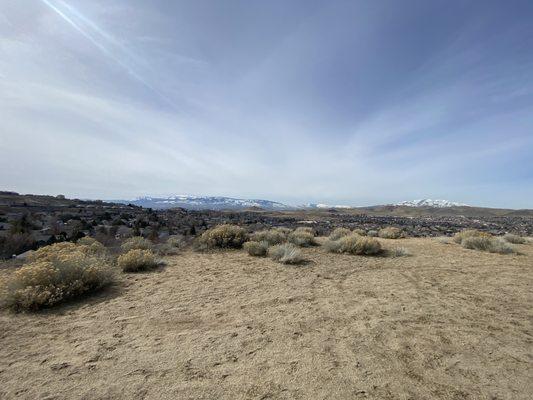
[[1, 238, 532, 400]]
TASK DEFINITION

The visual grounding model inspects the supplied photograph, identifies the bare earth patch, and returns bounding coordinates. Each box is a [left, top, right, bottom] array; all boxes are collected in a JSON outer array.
[[1, 238, 532, 399]]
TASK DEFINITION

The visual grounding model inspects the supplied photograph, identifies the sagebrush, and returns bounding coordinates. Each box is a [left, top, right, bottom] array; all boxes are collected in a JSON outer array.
[[197, 224, 247, 249], [0, 242, 113, 311], [118, 249, 158, 272], [121, 236, 154, 252], [243, 241, 269, 257], [378, 227, 402, 239], [461, 236, 515, 254], [269, 243, 303, 264], [324, 234, 382, 255], [251, 229, 287, 245]]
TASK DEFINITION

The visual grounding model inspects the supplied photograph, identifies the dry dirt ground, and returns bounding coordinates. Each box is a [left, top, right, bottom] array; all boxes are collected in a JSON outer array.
[[1, 238, 532, 400]]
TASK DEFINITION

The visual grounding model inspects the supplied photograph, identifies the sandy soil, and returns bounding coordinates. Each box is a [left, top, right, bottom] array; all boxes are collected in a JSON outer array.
[[1, 238, 532, 400]]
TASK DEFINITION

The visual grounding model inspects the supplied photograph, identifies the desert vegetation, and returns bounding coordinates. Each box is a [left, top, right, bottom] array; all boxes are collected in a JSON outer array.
[[288, 227, 317, 247], [0, 242, 114, 311], [117, 249, 159, 272], [196, 224, 247, 250], [453, 229, 518, 254], [120, 236, 154, 251], [503, 233, 526, 244], [328, 227, 351, 240], [378, 227, 403, 239], [268, 243, 303, 264], [243, 240, 269, 257], [324, 233, 382, 255], [250, 228, 288, 245]]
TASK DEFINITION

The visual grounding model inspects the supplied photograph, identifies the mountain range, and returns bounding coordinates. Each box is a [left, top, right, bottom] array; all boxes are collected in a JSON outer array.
[[113, 196, 471, 211]]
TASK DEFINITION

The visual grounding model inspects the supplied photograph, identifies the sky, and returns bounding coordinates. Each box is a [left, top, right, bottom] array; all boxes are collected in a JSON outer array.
[[1, 0, 532, 208]]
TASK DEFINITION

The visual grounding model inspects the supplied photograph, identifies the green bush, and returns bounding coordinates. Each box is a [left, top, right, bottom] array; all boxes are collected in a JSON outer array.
[[243, 241, 269, 257]]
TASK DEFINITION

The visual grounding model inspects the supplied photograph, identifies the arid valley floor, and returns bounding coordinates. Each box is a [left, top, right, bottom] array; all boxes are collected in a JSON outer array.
[[1, 237, 532, 400]]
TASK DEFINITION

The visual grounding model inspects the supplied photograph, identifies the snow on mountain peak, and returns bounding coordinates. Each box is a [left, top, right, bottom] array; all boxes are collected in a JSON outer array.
[[395, 199, 468, 208]]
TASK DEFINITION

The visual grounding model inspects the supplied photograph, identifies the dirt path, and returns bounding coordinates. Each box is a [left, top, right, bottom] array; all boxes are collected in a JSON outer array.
[[1, 238, 532, 399]]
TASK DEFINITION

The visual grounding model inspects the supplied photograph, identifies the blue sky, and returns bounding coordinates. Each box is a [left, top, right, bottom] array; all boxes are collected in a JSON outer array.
[[1, 0, 532, 208]]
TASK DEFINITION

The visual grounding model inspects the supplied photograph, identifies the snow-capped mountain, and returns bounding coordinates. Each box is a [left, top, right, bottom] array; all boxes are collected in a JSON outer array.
[[114, 195, 291, 210], [304, 203, 353, 209], [395, 199, 468, 208]]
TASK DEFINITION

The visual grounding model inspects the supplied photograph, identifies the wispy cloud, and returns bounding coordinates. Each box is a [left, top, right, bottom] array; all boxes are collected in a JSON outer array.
[[1, 1, 532, 208]]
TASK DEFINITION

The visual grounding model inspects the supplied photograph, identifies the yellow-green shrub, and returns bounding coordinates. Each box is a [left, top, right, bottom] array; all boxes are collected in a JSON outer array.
[[461, 237, 515, 254], [243, 241, 269, 257], [324, 234, 382, 255], [0, 242, 114, 311], [251, 229, 287, 245], [198, 224, 247, 249], [453, 229, 491, 244], [329, 227, 351, 241], [378, 227, 402, 239], [503, 233, 526, 244], [118, 249, 158, 272], [121, 236, 154, 252], [288, 230, 316, 247]]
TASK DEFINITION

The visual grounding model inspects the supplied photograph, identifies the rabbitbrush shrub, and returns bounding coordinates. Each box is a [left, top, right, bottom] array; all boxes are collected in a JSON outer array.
[[503, 233, 526, 244], [243, 241, 269, 257], [118, 249, 158, 272], [329, 227, 351, 241], [288, 229, 317, 247], [0, 242, 114, 311], [461, 237, 515, 254], [378, 227, 402, 239], [324, 234, 382, 256], [268, 243, 303, 264], [453, 229, 491, 244], [251, 229, 287, 245], [198, 224, 247, 249], [121, 236, 154, 252]]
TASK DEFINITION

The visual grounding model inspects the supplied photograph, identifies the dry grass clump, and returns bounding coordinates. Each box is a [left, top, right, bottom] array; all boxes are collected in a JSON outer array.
[[268, 243, 304, 264], [243, 241, 269, 257], [378, 227, 403, 239], [453, 229, 491, 244], [251, 229, 287, 245], [197, 224, 247, 249], [503, 233, 526, 244], [324, 234, 382, 256], [121, 236, 154, 252], [329, 227, 351, 241], [0, 242, 114, 311], [288, 229, 317, 247], [389, 247, 411, 257], [461, 237, 515, 254], [117, 249, 158, 272]]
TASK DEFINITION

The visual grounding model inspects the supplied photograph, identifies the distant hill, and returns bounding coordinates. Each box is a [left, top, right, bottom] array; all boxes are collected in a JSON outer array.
[[112, 195, 291, 210]]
